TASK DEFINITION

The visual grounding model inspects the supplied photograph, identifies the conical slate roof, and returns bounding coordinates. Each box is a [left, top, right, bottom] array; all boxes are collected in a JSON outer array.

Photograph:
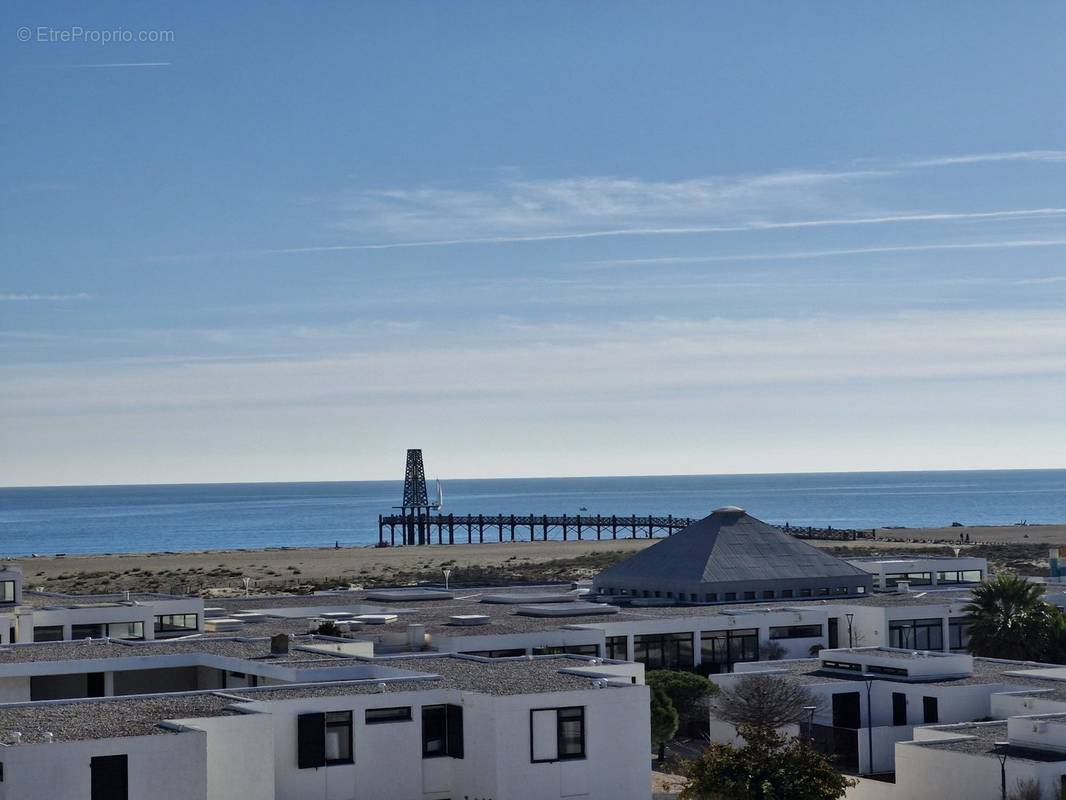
[[595, 507, 869, 586]]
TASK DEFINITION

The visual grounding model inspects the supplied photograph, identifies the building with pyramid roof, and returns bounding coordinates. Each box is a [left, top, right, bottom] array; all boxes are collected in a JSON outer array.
[[592, 506, 873, 603]]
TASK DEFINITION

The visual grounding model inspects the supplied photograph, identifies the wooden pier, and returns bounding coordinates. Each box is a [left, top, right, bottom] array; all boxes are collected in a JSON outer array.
[[377, 512, 875, 546], [378, 512, 695, 546]]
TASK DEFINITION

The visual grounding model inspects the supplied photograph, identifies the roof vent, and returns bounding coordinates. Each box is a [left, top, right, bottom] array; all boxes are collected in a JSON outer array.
[[10, 731, 21, 744], [43, 732, 54, 743], [270, 633, 290, 655], [897, 581, 911, 593], [712, 506, 745, 516], [376, 682, 388, 693]]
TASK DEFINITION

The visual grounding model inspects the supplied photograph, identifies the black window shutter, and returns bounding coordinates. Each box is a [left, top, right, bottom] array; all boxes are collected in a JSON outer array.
[[446, 705, 464, 759], [298, 713, 326, 769]]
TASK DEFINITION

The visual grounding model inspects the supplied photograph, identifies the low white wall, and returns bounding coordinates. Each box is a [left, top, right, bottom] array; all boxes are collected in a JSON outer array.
[[0, 730, 207, 800]]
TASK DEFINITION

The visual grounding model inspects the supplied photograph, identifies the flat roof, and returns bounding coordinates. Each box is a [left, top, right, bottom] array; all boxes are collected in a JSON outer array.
[[0, 654, 627, 744], [0, 637, 343, 666], [912, 721, 1066, 763]]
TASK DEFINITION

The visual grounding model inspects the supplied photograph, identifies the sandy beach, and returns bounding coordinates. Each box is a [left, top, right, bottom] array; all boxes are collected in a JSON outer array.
[[4, 522, 1064, 596]]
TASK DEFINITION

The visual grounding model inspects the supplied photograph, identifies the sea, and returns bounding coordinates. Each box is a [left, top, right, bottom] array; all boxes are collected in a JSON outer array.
[[1, 469, 1064, 558]]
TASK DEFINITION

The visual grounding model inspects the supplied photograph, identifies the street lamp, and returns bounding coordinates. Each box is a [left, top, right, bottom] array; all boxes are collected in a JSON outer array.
[[863, 678, 875, 776], [845, 613, 855, 648], [994, 741, 1009, 800], [803, 705, 818, 744], [441, 567, 453, 591]]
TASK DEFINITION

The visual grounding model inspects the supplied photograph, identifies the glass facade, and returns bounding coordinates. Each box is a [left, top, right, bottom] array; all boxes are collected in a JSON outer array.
[[605, 636, 628, 660], [699, 628, 759, 674], [105, 622, 144, 640], [885, 572, 933, 587], [889, 618, 944, 650], [154, 614, 199, 635], [633, 632, 694, 670], [949, 618, 973, 652], [532, 644, 599, 656], [937, 570, 983, 584], [769, 624, 823, 640], [0, 581, 15, 604]]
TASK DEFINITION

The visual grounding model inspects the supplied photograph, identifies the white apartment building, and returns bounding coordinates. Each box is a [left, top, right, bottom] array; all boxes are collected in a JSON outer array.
[[0, 638, 649, 800], [708, 646, 1066, 800], [1, 565, 204, 645]]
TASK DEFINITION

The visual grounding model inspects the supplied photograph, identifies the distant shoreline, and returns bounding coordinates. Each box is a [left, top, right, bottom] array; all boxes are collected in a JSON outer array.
[[5, 523, 1066, 597]]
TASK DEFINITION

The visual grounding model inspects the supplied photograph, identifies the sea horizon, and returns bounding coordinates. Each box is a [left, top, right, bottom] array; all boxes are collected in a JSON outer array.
[[2, 468, 1065, 558]]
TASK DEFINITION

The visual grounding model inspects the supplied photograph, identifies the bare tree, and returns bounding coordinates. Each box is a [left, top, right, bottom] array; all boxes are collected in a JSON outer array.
[[711, 674, 822, 730]]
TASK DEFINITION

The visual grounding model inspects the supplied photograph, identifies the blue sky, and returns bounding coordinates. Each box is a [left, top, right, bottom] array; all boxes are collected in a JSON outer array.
[[3, 2, 1066, 486]]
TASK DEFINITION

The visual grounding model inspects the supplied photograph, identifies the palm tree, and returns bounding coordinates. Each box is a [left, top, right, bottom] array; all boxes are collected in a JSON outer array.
[[963, 574, 1056, 661]]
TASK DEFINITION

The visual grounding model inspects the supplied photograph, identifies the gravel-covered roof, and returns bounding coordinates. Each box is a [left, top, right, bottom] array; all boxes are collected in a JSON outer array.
[[912, 721, 1066, 763], [0, 636, 342, 665], [0, 693, 245, 744], [0, 655, 622, 744], [19, 590, 186, 609]]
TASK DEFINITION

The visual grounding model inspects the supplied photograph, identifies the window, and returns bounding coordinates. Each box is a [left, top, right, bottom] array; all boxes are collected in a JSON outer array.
[[743, 591, 756, 600], [364, 708, 409, 725], [867, 664, 908, 677], [769, 624, 823, 640], [325, 712, 353, 764], [762, 590, 775, 599], [606, 636, 627, 660], [72, 624, 104, 640], [834, 587, 849, 595], [532, 644, 599, 656], [923, 696, 939, 724], [781, 589, 794, 598], [33, 625, 63, 642], [422, 704, 464, 759], [700, 629, 759, 674], [817, 587, 830, 596], [705, 593, 717, 602], [106, 622, 144, 640], [633, 633, 694, 670], [154, 614, 198, 635], [949, 618, 973, 652], [297, 712, 352, 768], [531, 707, 585, 762], [460, 648, 525, 658], [0, 581, 15, 604], [724, 592, 737, 601], [889, 619, 943, 651], [885, 572, 932, 587], [855, 586, 866, 594], [822, 660, 863, 672], [91, 755, 128, 800], [892, 692, 907, 726], [799, 588, 812, 598]]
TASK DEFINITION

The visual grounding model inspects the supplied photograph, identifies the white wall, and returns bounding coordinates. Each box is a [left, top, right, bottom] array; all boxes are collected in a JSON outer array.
[[0, 730, 207, 800], [171, 713, 275, 800]]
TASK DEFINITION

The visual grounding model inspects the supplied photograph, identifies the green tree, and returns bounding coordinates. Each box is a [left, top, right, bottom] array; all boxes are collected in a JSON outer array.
[[647, 670, 718, 732], [681, 724, 853, 800], [964, 574, 1058, 661], [650, 684, 680, 762]]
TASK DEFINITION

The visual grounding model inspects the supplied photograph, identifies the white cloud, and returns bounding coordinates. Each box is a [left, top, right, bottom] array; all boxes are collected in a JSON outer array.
[[588, 237, 1066, 267], [0, 292, 94, 301], [903, 150, 1066, 167]]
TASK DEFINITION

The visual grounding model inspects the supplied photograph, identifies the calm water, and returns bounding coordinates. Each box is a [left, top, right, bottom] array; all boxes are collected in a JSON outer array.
[[1, 470, 1064, 557]]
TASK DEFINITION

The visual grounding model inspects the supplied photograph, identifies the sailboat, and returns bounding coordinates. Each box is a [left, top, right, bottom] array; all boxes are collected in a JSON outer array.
[[432, 478, 444, 510]]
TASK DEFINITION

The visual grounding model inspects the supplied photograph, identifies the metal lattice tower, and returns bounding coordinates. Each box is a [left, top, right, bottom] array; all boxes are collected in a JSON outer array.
[[401, 449, 429, 508]]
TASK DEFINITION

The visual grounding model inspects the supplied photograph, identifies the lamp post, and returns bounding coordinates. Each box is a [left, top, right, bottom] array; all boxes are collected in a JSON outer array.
[[863, 678, 875, 775], [994, 742, 1009, 800], [803, 705, 818, 744], [441, 567, 452, 591], [845, 613, 855, 648]]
